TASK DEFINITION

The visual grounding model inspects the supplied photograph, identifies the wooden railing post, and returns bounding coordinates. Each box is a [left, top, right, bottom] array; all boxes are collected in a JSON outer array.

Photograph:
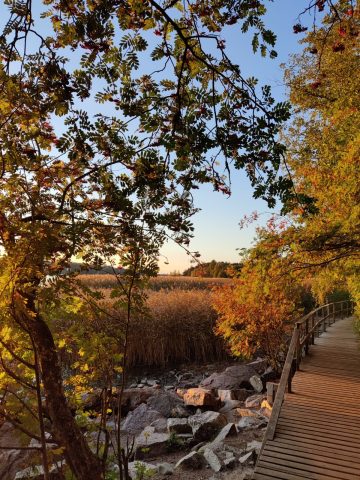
[[311, 314, 315, 345], [305, 318, 309, 354]]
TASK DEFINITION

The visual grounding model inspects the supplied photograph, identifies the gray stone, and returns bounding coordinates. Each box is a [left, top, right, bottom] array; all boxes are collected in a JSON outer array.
[[211, 423, 237, 445], [223, 455, 237, 469], [147, 391, 183, 418], [135, 427, 170, 459], [246, 440, 262, 455], [122, 403, 164, 435], [157, 462, 174, 475], [239, 450, 257, 465], [245, 394, 266, 409], [200, 365, 258, 391], [203, 448, 222, 472], [219, 400, 242, 414], [167, 418, 192, 434], [238, 416, 267, 430], [175, 451, 205, 470], [249, 375, 263, 393], [188, 411, 228, 442], [218, 389, 250, 402], [150, 417, 168, 433]]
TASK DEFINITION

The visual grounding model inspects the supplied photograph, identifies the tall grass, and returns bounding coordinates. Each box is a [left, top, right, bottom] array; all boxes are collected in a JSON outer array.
[[78, 275, 230, 367], [79, 274, 229, 291]]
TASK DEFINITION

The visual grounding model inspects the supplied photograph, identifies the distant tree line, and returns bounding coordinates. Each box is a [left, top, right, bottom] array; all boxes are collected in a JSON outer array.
[[183, 260, 242, 278]]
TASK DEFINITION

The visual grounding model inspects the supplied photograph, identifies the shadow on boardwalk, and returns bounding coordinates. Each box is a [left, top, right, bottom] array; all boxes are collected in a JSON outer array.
[[254, 316, 360, 480]]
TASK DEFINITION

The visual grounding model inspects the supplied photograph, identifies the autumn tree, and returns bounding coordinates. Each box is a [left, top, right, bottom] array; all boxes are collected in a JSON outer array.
[[0, 1, 295, 478], [214, 0, 359, 363]]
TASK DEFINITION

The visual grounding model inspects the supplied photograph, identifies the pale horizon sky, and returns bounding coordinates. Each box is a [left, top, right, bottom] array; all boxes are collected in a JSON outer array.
[[159, 1, 307, 273]]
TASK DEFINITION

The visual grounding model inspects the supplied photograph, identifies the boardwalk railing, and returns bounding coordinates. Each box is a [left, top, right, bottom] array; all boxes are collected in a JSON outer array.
[[262, 300, 353, 444]]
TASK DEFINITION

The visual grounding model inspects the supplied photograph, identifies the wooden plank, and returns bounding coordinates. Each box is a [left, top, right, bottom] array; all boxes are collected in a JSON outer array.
[[274, 432, 360, 454], [266, 441, 360, 463], [254, 315, 360, 480], [258, 458, 358, 480], [277, 419, 360, 440], [261, 448, 360, 475]]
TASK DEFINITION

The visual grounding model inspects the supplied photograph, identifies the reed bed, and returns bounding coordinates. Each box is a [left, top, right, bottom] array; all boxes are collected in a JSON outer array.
[[79, 274, 230, 291], [75, 275, 230, 367]]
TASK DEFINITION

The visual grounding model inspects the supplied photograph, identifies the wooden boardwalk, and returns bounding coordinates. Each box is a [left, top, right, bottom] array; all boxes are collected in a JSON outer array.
[[254, 316, 360, 480]]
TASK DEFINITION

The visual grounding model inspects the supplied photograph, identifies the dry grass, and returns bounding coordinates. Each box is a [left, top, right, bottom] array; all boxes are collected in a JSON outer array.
[[126, 289, 228, 367], [77, 275, 230, 367], [79, 274, 230, 291]]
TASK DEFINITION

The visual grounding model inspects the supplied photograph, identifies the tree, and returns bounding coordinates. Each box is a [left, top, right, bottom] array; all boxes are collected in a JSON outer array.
[[214, 1, 359, 363], [0, 1, 292, 478]]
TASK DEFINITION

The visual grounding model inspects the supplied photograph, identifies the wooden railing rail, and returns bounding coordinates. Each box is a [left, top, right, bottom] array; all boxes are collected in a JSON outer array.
[[261, 300, 353, 446]]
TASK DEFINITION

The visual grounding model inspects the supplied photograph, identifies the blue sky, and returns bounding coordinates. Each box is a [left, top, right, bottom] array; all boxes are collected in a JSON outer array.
[[160, 1, 307, 273], [0, 1, 311, 273]]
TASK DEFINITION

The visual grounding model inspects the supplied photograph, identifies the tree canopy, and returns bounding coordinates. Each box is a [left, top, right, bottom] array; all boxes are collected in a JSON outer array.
[[214, 1, 359, 364], [0, 1, 354, 479]]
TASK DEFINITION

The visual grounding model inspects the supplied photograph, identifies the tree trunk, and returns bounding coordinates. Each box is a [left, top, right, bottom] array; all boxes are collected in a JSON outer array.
[[17, 291, 104, 480]]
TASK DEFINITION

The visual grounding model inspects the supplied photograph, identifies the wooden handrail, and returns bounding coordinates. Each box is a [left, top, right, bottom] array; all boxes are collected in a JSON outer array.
[[261, 300, 353, 448]]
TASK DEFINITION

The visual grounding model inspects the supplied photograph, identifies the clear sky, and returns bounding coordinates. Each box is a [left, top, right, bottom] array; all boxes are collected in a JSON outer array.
[[160, 0, 308, 273], [0, 1, 312, 273]]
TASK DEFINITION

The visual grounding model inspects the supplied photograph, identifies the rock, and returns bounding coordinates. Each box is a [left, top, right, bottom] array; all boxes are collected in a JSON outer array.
[[200, 365, 257, 391], [137, 384, 144, 388], [219, 400, 242, 413], [147, 391, 183, 418], [157, 462, 174, 475], [135, 427, 170, 459], [128, 461, 157, 479], [15, 461, 65, 479], [239, 451, 256, 466], [0, 422, 38, 480], [211, 423, 237, 445], [249, 375, 263, 393], [261, 366, 277, 383], [175, 388, 187, 399], [81, 389, 102, 411], [147, 379, 160, 387], [234, 408, 260, 418], [167, 418, 192, 434], [122, 403, 164, 435], [203, 448, 222, 472], [164, 385, 174, 391], [150, 417, 168, 433], [183, 388, 219, 409], [189, 411, 228, 441], [218, 389, 251, 402], [245, 394, 266, 409], [116, 387, 159, 414], [246, 440, 263, 455], [223, 455, 237, 469], [175, 451, 205, 470], [170, 404, 192, 418], [238, 416, 267, 430], [259, 399, 273, 418], [246, 358, 267, 373]]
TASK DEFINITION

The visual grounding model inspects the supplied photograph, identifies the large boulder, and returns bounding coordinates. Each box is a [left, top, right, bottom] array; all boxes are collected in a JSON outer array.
[[167, 418, 192, 435], [147, 391, 184, 418], [122, 403, 165, 435], [135, 427, 170, 459], [188, 411, 227, 441], [200, 365, 258, 391], [115, 387, 160, 414], [245, 394, 266, 409], [183, 388, 220, 409], [218, 389, 250, 402]]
